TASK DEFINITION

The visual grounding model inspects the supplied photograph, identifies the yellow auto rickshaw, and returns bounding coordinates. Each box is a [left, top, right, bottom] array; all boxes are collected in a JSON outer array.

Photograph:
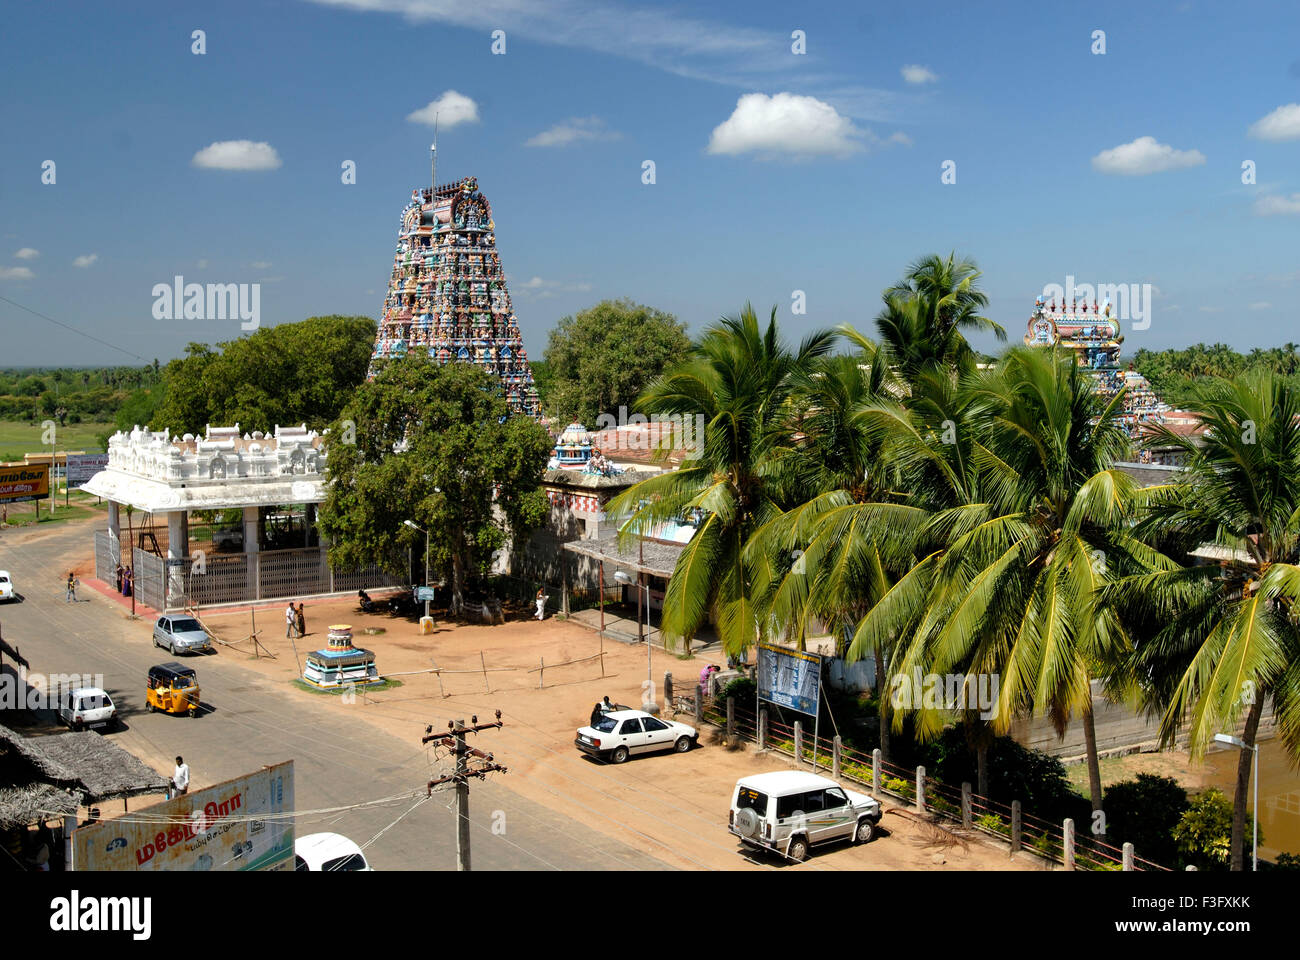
[[146, 662, 201, 717]]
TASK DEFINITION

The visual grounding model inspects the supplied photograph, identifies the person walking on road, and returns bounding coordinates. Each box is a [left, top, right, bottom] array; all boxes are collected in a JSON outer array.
[[285, 601, 298, 639], [296, 602, 306, 638], [172, 756, 190, 797], [65, 572, 78, 603], [534, 588, 547, 621]]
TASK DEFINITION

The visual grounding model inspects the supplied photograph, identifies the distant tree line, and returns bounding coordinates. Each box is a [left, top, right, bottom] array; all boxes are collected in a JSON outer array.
[[1132, 342, 1300, 407], [0, 362, 162, 424]]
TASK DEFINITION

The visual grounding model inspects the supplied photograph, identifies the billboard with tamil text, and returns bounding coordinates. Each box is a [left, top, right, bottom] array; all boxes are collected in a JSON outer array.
[[73, 761, 294, 871], [757, 642, 822, 716], [66, 454, 110, 487], [0, 464, 49, 504]]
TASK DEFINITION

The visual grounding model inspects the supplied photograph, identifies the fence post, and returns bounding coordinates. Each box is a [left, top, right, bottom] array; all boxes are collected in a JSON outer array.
[[1011, 801, 1022, 853], [961, 782, 972, 829], [1122, 842, 1134, 872], [1063, 818, 1075, 871], [726, 696, 735, 743], [794, 721, 803, 762], [758, 708, 767, 751], [538, 657, 544, 689], [694, 689, 703, 725], [832, 736, 841, 780], [664, 671, 673, 712], [871, 748, 881, 796], [915, 765, 925, 813]]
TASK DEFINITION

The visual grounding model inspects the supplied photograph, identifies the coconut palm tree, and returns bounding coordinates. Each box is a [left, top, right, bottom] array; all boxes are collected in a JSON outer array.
[[880, 252, 1005, 375], [1101, 369, 1300, 869], [606, 304, 836, 655]]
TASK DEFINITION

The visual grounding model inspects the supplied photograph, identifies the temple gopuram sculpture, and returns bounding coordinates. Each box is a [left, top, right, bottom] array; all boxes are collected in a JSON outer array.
[[370, 160, 541, 417], [1024, 294, 1168, 442]]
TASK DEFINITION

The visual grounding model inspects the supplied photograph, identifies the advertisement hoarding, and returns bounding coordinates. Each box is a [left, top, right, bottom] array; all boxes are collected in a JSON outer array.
[[73, 761, 294, 871], [66, 454, 110, 487], [756, 642, 822, 716], [0, 464, 49, 503]]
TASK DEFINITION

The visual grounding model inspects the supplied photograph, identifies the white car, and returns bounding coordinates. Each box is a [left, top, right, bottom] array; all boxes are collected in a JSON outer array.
[[0, 570, 14, 602], [729, 771, 882, 862], [294, 832, 373, 871], [58, 687, 118, 732], [574, 709, 698, 763]]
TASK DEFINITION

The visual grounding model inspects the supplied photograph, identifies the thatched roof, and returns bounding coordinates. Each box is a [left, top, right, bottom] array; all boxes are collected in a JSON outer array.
[[0, 724, 168, 827]]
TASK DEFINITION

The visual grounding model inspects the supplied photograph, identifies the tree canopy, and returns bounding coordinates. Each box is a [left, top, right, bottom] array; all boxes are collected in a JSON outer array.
[[316, 353, 552, 614], [542, 299, 690, 425]]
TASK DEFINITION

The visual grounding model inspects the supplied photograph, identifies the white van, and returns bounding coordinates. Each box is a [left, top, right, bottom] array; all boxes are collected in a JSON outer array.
[[729, 770, 881, 861]]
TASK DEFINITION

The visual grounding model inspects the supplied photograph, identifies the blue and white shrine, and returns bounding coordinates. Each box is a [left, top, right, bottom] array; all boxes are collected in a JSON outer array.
[[302, 624, 382, 689]]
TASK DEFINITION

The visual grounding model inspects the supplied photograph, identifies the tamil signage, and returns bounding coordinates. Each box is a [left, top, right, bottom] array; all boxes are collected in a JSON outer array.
[[73, 761, 294, 871], [757, 642, 822, 716], [66, 453, 110, 487], [0, 464, 49, 504]]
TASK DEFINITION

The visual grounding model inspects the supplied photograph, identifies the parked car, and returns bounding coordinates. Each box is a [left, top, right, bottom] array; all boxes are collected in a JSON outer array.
[[729, 770, 882, 862], [211, 527, 243, 551], [574, 709, 697, 764], [153, 616, 212, 655], [58, 687, 118, 731], [0, 570, 14, 602], [294, 833, 373, 871]]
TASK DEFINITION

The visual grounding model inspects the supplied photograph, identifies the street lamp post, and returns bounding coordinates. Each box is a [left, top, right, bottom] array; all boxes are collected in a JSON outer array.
[[1214, 733, 1258, 871], [614, 569, 653, 710], [404, 519, 433, 632]]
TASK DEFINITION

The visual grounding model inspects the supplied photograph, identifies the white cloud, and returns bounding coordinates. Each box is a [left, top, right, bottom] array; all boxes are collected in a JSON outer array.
[[1249, 302, 1272, 310], [1254, 192, 1300, 216], [1198, 305, 1223, 313], [73, 254, 98, 268], [251, 261, 272, 270], [517, 276, 592, 299], [1091, 136, 1206, 176], [407, 90, 479, 128], [197, 258, 209, 268], [525, 116, 620, 148], [888, 131, 913, 147], [14, 248, 38, 260], [707, 92, 865, 158], [900, 64, 937, 85], [1248, 104, 1300, 141], [0, 266, 34, 280], [192, 140, 282, 171]]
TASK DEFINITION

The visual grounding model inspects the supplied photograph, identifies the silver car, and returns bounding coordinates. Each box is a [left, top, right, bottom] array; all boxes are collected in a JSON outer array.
[[153, 616, 212, 655]]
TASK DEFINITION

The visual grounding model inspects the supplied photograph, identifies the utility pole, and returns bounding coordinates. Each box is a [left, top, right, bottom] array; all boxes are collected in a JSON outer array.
[[422, 711, 507, 871]]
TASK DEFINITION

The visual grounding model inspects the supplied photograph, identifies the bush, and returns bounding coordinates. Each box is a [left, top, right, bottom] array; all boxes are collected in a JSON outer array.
[[1173, 788, 1260, 871], [976, 813, 1007, 835], [718, 676, 756, 704], [885, 776, 913, 799], [1100, 773, 1188, 867]]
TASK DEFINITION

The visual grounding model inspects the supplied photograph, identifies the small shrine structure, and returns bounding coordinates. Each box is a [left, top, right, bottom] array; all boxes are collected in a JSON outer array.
[[302, 624, 381, 689]]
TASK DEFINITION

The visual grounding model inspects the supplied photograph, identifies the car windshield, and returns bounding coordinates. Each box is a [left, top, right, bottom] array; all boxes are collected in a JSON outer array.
[[170, 675, 194, 689], [322, 853, 368, 871], [170, 618, 203, 632], [591, 716, 618, 733]]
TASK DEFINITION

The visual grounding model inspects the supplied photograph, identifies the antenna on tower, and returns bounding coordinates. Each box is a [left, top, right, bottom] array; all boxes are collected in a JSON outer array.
[[430, 113, 438, 191]]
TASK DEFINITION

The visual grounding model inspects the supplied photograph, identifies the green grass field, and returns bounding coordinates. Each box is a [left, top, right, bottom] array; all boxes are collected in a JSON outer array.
[[0, 419, 111, 462]]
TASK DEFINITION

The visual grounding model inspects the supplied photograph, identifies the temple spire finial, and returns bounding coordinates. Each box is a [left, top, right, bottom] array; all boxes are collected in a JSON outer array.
[[431, 113, 438, 190]]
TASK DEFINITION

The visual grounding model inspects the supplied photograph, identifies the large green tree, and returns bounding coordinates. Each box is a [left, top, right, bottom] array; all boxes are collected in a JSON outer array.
[[542, 299, 690, 425], [150, 315, 376, 435], [317, 353, 552, 616]]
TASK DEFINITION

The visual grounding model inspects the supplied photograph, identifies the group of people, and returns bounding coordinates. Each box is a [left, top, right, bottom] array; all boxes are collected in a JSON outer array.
[[113, 563, 134, 597], [588, 696, 617, 726], [285, 601, 307, 639]]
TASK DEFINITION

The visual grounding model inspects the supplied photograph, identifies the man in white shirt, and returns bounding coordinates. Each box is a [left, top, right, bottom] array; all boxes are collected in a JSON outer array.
[[172, 755, 190, 796], [286, 601, 297, 638]]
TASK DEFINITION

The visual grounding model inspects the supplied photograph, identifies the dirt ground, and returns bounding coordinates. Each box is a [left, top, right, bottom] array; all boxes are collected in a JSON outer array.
[[165, 593, 1038, 871]]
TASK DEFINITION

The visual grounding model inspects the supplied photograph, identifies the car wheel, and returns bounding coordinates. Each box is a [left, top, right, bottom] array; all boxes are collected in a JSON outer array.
[[787, 836, 809, 862], [146, 701, 155, 713], [674, 736, 692, 753], [169, 643, 176, 656], [855, 818, 876, 844], [189, 705, 198, 718], [610, 746, 629, 764]]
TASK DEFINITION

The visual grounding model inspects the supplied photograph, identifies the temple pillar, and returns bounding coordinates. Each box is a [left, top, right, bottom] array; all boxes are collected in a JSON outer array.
[[107, 501, 121, 564], [166, 510, 189, 609], [244, 505, 261, 601]]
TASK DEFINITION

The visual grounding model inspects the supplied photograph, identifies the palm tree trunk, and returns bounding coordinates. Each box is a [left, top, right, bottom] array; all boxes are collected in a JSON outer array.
[[1230, 696, 1264, 872], [1081, 696, 1104, 812]]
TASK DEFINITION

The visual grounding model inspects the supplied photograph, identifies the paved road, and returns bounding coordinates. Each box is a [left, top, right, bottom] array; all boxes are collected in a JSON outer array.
[[0, 522, 668, 870]]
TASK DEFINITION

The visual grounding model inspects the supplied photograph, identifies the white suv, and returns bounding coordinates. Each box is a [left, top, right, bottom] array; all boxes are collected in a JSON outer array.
[[729, 770, 881, 861]]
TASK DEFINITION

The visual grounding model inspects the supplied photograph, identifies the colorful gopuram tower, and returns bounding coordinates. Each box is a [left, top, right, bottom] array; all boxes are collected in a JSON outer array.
[[1024, 294, 1168, 439], [370, 159, 541, 416]]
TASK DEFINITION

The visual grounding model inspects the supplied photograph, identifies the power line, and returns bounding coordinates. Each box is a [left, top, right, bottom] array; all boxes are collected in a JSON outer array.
[[0, 293, 148, 362], [421, 711, 508, 871]]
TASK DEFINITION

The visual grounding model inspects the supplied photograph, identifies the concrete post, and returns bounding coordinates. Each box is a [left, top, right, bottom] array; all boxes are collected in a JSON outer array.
[[1011, 801, 1022, 853], [1122, 841, 1134, 871], [872, 748, 882, 796], [961, 782, 972, 829], [243, 505, 260, 601], [915, 765, 925, 813], [664, 671, 673, 712], [107, 501, 121, 564], [1064, 818, 1075, 871], [694, 689, 703, 725], [794, 721, 803, 762], [63, 815, 77, 871], [832, 736, 842, 780], [758, 708, 767, 751], [726, 696, 735, 743]]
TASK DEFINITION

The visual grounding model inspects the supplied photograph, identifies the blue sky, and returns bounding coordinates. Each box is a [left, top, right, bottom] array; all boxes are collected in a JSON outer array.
[[2, 0, 1300, 367]]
